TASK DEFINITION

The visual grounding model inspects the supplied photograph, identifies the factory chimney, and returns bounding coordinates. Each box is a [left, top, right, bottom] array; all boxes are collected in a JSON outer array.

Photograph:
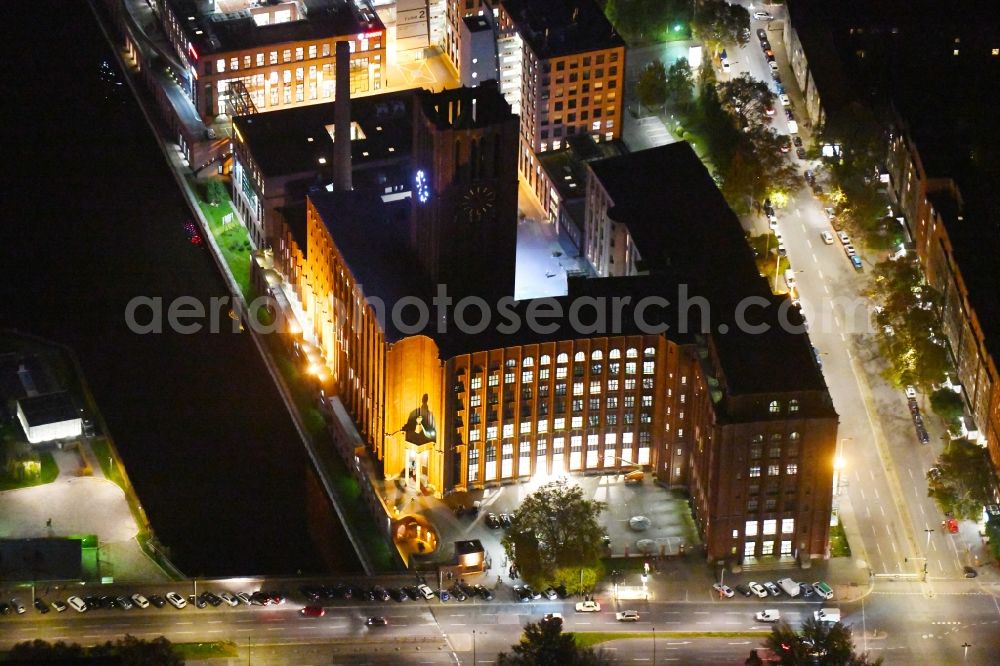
[[333, 39, 352, 192]]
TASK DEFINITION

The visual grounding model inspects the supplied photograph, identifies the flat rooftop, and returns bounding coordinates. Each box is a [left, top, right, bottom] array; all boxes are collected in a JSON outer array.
[[234, 89, 417, 178], [17, 391, 79, 427], [588, 142, 827, 395], [167, 0, 384, 56], [500, 0, 625, 59]]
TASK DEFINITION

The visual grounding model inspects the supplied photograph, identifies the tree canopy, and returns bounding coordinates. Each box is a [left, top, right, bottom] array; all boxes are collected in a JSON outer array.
[[692, 0, 750, 54], [765, 618, 883, 666], [497, 620, 613, 665], [717, 73, 774, 130], [502, 482, 606, 591], [665, 58, 694, 110], [9, 635, 182, 665], [927, 438, 997, 521], [636, 60, 668, 109], [869, 257, 950, 389]]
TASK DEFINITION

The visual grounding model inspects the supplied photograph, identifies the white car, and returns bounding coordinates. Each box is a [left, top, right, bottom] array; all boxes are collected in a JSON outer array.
[[748, 582, 768, 598], [10, 598, 25, 614], [131, 593, 150, 609], [754, 11, 773, 21], [575, 600, 601, 612], [756, 609, 781, 623], [837, 231, 851, 245], [779, 94, 790, 106], [844, 244, 856, 256], [712, 583, 735, 598], [905, 385, 918, 400], [67, 596, 88, 613], [722, 60, 731, 73], [219, 591, 239, 607], [616, 610, 640, 622], [821, 231, 834, 245], [166, 591, 187, 609], [769, 61, 779, 73], [236, 592, 252, 605], [417, 584, 435, 600]]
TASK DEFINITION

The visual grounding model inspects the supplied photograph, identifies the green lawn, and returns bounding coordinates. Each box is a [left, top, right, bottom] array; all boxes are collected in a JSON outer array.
[[188, 176, 252, 300], [829, 519, 851, 558], [0, 452, 58, 491], [574, 630, 767, 649], [172, 641, 239, 660]]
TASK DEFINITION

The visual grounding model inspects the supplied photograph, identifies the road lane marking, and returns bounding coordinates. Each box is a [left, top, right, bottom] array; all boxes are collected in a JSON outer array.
[[818, 269, 825, 280], [874, 487, 879, 499], [908, 468, 914, 479], [806, 239, 813, 248], [920, 504, 926, 515], [891, 541, 897, 553], [880, 505, 886, 517], [812, 253, 818, 263]]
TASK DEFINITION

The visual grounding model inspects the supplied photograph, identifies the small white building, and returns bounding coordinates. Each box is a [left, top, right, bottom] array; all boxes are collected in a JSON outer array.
[[16, 392, 82, 444]]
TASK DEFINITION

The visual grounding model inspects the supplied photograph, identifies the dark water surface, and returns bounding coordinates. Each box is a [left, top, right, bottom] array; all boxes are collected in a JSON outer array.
[[1, 0, 359, 576]]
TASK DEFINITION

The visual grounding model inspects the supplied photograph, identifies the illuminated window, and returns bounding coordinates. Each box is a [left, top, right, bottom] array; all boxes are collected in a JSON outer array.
[[786, 463, 798, 475], [522, 371, 533, 383], [216, 59, 226, 73], [762, 541, 774, 555], [573, 382, 584, 396], [769, 400, 780, 413], [789, 399, 799, 413], [589, 381, 601, 393], [763, 519, 777, 535], [626, 347, 638, 358], [750, 465, 761, 478], [609, 349, 621, 359], [554, 417, 565, 430], [486, 426, 497, 439], [540, 355, 551, 365], [781, 518, 795, 534], [745, 520, 759, 537], [643, 361, 655, 374]]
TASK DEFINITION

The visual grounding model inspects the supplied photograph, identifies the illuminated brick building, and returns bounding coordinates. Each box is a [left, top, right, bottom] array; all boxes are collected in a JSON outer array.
[[240, 79, 837, 563], [444, 0, 626, 199], [156, 0, 386, 119]]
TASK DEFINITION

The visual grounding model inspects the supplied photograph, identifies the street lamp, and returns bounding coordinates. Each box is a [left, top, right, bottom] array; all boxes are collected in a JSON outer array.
[[833, 438, 852, 496], [652, 626, 656, 664]]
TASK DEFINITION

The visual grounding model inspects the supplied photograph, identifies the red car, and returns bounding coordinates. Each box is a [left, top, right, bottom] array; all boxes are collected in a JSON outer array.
[[300, 606, 325, 617], [947, 518, 959, 534]]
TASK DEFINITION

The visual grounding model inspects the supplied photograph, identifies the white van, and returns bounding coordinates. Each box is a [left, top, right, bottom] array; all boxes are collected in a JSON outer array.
[[812, 581, 834, 600], [814, 608, 841, 623], [777, 578, 800, 597]]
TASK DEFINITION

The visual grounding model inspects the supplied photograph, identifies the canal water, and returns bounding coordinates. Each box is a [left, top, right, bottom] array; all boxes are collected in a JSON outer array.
[[1, 0, 359, 576]]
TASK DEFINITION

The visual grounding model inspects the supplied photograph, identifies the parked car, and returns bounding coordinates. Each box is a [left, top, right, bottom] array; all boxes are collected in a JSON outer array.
[[235, 592, 252, 605], [756, 609, 781, 623], [821, 231, 834, 245], [190, 594, 207, 609], [793, 136, 803, 147], [372, 586, 390, 602], [918, 428, 930, 444], [51, 599, 67, 613], [474, 585, 494, 601], [769, 61, 779, 73], [541, 612, 563, 628], [796, 147, 807, 160], [757, 28, 768, 41], [417, 584, 435, 600], [761, 40, 771, 51], [0, 602, 10, 615], [216, 592, 237, 607], [67, 596, 88, 613], [388, 587, 406, 602], [402, 586, 421, 601], [514, 586, 532, 602], [499, 513, 512, 528], [34, 598, 50, 614], [437, 589, 451, 602], [851, 255, 864, 271], [201, 592, 222, 607], [905, 385, 918, 400], [712, 583, 735, 598], [754, 11, 773, 21], [735, 584, 753, 597], [798, 582, 815, 598], [575, 600, 601, 612], [748, 582, 768, 598], [131, 594, 150, 609], [543, 587, 559, 600], [812, 581, 834, 600], [166, 592, 187, 609], [301, 606, 325, 617], [10, 598, 26, 614], [366, 616, 388, 626], [616, 610, 641, 622], [449, 586, 467, 602], [763, 582, 782, 597], [486, 513, 501, 529], [300, 585, 324, 602], [963, 566, 978, 578]]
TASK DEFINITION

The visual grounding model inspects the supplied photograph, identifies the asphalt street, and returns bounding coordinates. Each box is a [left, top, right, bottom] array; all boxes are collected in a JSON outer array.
[[4, 578, 1000, 664]]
